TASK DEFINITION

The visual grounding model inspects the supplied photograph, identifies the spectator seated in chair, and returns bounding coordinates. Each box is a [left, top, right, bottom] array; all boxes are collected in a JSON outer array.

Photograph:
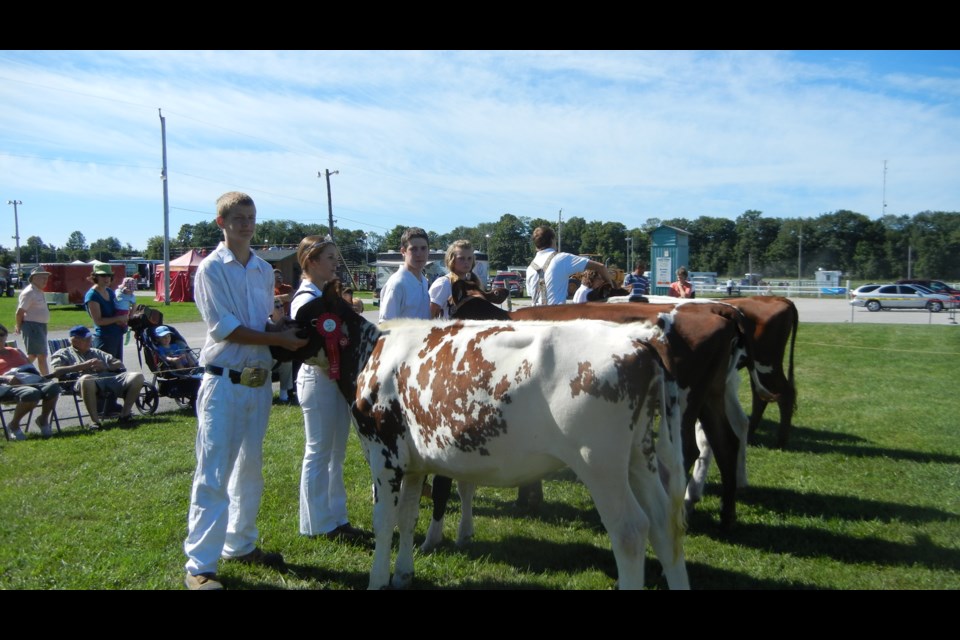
[[0, 324, 60, 440], [49, 325, 144, 430]]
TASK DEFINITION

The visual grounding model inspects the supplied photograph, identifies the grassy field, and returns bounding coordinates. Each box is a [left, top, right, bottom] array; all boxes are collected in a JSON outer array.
[[0, 294, 202, 333], [1, 322, 957, 589]]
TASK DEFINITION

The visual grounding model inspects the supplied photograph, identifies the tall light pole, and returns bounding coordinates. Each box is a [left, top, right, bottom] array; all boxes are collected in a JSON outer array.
[[797, 228, 802, 282], [320, 169, 339, 238], [7, 200, 21, 281], [484, 233, 491, 255]]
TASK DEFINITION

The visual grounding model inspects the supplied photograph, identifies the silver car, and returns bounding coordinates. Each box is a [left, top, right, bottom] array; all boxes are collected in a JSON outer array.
[[849, 283, 956, 312]]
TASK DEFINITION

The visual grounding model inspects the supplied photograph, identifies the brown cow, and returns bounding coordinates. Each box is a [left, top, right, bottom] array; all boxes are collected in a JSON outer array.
[[424, 280, 772, 543], [723, 296, 798, 448]]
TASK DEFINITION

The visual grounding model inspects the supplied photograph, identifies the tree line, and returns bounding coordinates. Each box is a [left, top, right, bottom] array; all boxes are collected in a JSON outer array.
[[4, 209, 959, 281]]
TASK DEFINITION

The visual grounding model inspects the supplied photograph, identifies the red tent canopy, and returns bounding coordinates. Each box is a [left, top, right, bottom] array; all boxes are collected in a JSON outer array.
[[155, 250, 205, 302]]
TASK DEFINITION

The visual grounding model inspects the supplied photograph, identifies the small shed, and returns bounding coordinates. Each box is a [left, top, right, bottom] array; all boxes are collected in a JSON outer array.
[[649, 225, 691, 296]]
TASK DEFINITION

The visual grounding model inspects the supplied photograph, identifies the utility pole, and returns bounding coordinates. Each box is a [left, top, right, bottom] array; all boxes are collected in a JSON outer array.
[[797, 228, 802, 282], [7, 200, 22, 281], [557, 208, 563, 252], [320, 169, 339, 238], [159, 109, 171, 305]]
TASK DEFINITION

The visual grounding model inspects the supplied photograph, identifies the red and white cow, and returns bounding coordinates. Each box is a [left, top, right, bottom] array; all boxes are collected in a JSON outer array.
[[286, 286, 690, 590]]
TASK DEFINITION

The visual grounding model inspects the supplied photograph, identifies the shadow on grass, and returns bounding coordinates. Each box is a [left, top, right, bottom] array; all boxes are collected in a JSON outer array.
[[751, 421, 960, 464], [722, 521, 959, 572]]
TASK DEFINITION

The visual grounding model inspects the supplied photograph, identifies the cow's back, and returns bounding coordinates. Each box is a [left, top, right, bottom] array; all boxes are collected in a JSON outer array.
[[354, 318, 665, 486]]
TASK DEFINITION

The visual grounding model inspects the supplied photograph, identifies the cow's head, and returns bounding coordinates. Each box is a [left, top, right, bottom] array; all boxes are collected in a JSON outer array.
[[449, 277, 512, 320], [270, 280, 381, 400], [586, 283, 632, 302]]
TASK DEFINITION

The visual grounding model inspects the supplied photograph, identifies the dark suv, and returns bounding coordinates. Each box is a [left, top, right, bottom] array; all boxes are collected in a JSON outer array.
[[896, 279, 960, 296]]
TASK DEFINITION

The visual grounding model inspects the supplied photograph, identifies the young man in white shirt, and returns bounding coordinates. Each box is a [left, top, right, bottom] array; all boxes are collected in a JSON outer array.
[[378, 227, 431, 322], [183, 191, 308, 591], [526, 225, 612, 306]]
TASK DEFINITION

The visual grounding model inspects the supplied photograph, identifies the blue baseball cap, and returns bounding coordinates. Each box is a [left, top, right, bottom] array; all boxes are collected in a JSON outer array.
[[69, 326, 92, 338], [155, 326, 172, 337]]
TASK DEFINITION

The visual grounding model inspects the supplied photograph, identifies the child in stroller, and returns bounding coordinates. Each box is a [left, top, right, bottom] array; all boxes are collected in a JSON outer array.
[[131, 319, 202, 413], [154, 325, 199, 370]]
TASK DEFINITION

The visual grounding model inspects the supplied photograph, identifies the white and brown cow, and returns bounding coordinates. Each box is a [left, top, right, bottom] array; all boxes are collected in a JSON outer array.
[[286, 285, 690, 590]]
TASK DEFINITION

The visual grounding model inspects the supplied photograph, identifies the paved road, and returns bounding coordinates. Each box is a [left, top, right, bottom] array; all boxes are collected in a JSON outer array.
[[33, 294, 955, 435]]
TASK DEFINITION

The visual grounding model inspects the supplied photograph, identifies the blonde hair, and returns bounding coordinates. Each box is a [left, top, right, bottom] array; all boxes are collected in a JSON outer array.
[[297, 235, 336, 274], [216, 191, 255, 218], [444, 239, 475, 273]]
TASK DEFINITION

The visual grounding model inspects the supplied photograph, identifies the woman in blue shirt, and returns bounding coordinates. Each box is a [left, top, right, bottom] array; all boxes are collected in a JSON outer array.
[[84, 263, 126, 361]]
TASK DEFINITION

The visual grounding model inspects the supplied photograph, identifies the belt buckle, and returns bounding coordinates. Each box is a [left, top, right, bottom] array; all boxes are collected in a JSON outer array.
[[240, 367, 267, 388]]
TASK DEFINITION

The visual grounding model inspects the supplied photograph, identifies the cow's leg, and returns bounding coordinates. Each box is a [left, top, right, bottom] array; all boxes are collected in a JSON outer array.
[[455, 481, 476, 547], [578, 469, 649, 590], [367, 455, 401, 590], [723, 369, 750, 488], [421, 475, 453, 553], [776, 382, 796, 449], [391, 471, 425, 589], [747, 376, 769, 439], [516, 481, 543, 509], [700, 408, 740, 530], [680, 411, 702, 519], [684, 420, 712, 508]]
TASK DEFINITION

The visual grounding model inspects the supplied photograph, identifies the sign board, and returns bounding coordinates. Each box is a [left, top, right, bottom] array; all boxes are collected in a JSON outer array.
[[655, 256, 673, 287]]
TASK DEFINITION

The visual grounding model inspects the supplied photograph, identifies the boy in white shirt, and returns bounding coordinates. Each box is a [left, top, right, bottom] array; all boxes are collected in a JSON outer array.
[[378, 227, 431, 322], [183, 191, 307, 591]]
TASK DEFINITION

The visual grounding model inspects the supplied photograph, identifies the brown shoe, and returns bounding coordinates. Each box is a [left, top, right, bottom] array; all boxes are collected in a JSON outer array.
[[227, 547, 287, 572], [185, 572, 223, 590]]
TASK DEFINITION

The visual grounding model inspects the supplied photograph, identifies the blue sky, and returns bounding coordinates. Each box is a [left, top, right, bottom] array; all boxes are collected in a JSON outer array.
[[1, 50, 958, 255]]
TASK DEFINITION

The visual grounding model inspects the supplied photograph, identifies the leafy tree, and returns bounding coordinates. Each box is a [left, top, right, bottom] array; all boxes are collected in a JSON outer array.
[[90, 236, 123, 262], [489, 213, 530, 270], [175, 221, 222, 251], [64, 231, 89, 261], [145, 236, 166, 260]]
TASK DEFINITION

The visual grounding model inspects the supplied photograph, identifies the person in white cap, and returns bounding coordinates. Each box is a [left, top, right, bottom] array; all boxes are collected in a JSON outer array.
[[15, 267, 52, 375]]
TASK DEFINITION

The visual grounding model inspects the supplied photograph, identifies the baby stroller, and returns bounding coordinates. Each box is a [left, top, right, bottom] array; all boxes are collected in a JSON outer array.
[[128, 305, 202, 414]]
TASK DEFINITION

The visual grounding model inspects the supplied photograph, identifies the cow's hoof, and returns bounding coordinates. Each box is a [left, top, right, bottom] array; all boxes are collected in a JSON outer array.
[[455, 534, 473, 548], [420, 537, 442, 553], [390, 571, 413, 589]]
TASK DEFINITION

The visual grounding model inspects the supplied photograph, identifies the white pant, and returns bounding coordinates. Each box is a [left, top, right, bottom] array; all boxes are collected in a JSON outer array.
[[297, 364, 351, 536], [184, 373, 272, 575], [277, 360, 293, 394]]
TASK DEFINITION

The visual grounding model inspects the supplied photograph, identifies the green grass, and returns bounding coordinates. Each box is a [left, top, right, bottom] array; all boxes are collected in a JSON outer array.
[[1, 323, 957, 589], [0, 294, 202, 332]]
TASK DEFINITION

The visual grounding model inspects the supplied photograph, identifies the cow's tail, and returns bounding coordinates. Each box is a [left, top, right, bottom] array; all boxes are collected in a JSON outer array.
[[655, 364, 687, 559], [787, 299, 799, 414]]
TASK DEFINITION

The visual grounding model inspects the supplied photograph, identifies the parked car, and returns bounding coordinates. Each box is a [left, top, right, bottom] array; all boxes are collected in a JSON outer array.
[[896, 279, 960, 296], [849, 283, 956, 313], [492, 272, 524, 297]]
